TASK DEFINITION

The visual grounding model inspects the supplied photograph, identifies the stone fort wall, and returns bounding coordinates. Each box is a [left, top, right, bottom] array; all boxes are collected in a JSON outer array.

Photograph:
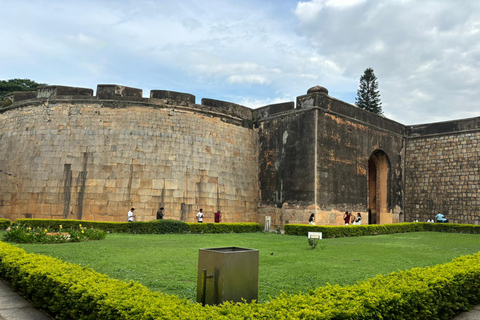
[[0, 85, 258, 223], [405, 118, 480, 224], [0, 84, 479, 226]]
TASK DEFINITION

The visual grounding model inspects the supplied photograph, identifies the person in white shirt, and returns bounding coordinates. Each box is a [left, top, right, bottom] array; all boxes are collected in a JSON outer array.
[[196, 209, 204, 223], [128, 208, 136, 222]]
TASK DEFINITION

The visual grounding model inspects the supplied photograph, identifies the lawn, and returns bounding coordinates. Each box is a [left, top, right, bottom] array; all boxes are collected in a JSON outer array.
[[4, 231, 480, 303]]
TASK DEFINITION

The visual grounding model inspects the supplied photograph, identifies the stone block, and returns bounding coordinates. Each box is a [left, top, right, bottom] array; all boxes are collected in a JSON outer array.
[[37, 86, 93, 99], [96, 84, 142, 99], [150, 90, 195, 104]]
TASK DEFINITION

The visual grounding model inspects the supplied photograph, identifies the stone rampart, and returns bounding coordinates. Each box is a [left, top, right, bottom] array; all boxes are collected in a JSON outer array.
[[405, 118, 480, 224], [0, 85, 257, 223]]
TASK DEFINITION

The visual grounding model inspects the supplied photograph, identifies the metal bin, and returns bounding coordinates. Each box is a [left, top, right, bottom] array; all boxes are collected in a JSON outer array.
[[197, 246, 259, 305]]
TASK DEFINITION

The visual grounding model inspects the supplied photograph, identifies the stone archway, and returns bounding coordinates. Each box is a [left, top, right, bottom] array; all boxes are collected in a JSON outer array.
[[368, 150, 390, 224]]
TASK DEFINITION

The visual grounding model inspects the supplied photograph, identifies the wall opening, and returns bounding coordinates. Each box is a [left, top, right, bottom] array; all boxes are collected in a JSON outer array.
[[368, 150, 390, 224]]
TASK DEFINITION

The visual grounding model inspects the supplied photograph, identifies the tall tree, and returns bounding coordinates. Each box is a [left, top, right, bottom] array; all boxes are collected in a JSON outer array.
[[0, 79, 46, 101], [355, 68, 382, 115]]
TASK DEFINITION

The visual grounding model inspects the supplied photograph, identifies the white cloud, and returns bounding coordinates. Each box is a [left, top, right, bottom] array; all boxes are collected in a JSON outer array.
[[0, 0, 479, 125]]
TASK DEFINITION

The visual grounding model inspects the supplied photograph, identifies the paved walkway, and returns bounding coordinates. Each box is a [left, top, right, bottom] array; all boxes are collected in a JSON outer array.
[[0, 277, 479, 319], [0, 279, 52, 320]]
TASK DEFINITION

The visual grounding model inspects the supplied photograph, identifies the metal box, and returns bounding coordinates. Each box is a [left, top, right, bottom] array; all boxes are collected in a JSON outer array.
[[197, 247, 259, 305]]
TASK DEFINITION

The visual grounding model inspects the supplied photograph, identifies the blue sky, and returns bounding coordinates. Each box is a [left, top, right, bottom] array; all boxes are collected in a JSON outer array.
[[2, 0, 480, 125]]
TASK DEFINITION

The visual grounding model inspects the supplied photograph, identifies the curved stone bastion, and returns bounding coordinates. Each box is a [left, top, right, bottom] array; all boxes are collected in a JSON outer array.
[[1, 84, 479, 226], [0, 84, 258, 222]]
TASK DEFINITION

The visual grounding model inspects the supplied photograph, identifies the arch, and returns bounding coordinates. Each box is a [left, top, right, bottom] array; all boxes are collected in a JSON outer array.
[[368, 150, 391, 224]]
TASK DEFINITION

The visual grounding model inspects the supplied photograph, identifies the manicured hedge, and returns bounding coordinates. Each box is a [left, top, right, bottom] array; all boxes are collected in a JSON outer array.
[[11, 219, 261, 235], [285, 222, 480, 238], [0, 218, 11, 230], [1, 240, 479, 319], [187, 222, 262, 234]]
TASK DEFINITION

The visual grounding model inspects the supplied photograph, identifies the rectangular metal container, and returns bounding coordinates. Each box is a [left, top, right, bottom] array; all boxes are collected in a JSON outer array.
[[197, 246, 259, 305]]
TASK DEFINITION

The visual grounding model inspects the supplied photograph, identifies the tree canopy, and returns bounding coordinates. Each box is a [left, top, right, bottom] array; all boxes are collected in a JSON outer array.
[[0, 79, 46, 101], [355, 68, 382, 115]]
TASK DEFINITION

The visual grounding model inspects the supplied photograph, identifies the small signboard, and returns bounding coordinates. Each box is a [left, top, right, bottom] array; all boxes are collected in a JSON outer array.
[[308, 232, 322, 239]]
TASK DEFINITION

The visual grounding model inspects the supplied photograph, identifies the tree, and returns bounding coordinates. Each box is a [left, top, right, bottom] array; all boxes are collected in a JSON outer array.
[[355, 68, 382, 115], [0, 79, 46, 101]]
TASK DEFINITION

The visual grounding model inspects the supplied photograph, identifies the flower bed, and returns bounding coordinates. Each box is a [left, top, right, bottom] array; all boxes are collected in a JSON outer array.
[[3, 224, 106, 244]]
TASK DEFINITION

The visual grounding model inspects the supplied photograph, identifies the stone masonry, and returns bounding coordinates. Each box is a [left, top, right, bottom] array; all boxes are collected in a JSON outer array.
[[0, 84, 479, 226]]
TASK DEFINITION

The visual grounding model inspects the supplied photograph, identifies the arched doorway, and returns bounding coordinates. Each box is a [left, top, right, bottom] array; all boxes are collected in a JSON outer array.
[[368, 150, 390, 224]]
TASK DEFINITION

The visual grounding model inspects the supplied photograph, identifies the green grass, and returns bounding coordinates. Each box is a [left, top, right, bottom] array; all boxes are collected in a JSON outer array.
[[3, 231, 480, 303]]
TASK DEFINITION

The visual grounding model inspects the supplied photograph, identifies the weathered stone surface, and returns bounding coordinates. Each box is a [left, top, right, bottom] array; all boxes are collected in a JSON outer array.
[[253, 102, 294, 120], [307, 85, 328, 95], [150, 90, 195, 104], [0, 83, 478, 227], [2, 91, 37, 107], [37, 86, 94, 98], [96, 84, 142, 99], [201, 98, 252, 120]]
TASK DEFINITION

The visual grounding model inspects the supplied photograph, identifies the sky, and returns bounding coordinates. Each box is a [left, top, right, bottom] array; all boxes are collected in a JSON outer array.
[[1, 0, 479, 125]]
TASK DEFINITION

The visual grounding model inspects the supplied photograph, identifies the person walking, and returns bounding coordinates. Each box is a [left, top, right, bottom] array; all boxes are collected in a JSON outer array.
[[157, 207, 164, 220], [128, 208, 136, 222], [309, 213, 316, 225], [196, 209, 204, 223]]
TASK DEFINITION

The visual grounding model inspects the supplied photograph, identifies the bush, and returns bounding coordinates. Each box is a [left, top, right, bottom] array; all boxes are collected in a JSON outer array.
[[187, 222, 261, 234], [0, 218, 11, 230], [284, 222, 480, 238], [1, 240, 479, 319], [3, 224, 106, 244], [12, 219, 261, 235]]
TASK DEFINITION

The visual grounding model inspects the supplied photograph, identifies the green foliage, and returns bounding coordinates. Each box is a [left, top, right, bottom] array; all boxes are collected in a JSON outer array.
[[3, 224, 106, 243], [0, 78, 46, 101], [0, 218, 11, 230], [284, 222, 480, 238], [12, 219, 261, 235], [187, 222, 261, 234], [1, 238, 480, 319], [307, 238, 319, 249], [355, 68, 383, 115]]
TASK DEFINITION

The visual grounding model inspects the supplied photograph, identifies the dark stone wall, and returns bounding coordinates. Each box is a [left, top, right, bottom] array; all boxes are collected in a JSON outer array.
[[315, 99, 405, 216], [257, 110, 316, 207]]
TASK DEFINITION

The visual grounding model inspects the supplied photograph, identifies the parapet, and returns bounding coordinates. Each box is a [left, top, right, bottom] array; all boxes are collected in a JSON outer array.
[[253, 102, 295, 120], [201, 98, 252, 120], [37, 86, 94, 99], [96, 84, 142, 100], [407, 116, 480, 137], [3, 91, 37, 107], [150, 90, 195, 105]]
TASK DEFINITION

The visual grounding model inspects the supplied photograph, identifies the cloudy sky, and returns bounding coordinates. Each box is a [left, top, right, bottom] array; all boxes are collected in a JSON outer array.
[[2, 0, 479, 125]]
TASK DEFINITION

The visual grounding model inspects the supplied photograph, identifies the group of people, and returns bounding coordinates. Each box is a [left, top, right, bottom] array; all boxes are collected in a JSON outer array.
[[195, 209, 222, 223], [344, 212, 362, 225], [127, 207, 222, 223]]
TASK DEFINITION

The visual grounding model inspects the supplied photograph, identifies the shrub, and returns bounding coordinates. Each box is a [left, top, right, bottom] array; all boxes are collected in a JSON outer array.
[[0, 218, 11, 230], [1, 240, 480, 319], [187, 222, 261, 234], [3, 224, 106, 244], [284, 222, 480, 238]]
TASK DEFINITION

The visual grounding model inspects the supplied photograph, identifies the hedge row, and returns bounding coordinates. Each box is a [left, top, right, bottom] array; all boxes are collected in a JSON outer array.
[[0, 218, 11, 230], [1, 240, 479, 319], [285, 222, 480, 238], [9, 219, 261, 234]]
